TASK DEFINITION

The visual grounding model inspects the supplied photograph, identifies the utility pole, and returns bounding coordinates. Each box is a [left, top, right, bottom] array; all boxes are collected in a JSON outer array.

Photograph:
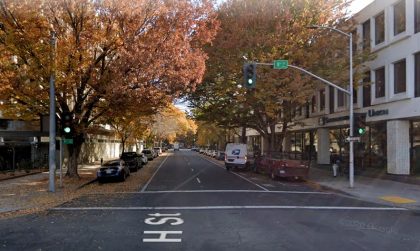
[[49, 31, 57, 192]]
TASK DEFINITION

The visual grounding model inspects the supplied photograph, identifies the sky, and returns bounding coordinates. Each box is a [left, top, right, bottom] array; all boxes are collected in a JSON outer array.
[[175, 0, 375, 113], [350, 0, 374, 14]]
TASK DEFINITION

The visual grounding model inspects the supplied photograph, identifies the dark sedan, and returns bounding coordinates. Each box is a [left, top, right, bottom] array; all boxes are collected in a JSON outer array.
[[120, 152, 143, 172], [97, 159, 130, 182]]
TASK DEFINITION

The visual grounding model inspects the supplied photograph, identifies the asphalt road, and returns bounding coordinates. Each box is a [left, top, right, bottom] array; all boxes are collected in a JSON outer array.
[[1, 150, 420, 251]]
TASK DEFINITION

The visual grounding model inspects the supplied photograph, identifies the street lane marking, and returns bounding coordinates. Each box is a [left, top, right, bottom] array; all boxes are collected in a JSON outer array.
[[136, 190, 331, 195], [143, 231, 183, 243], [141, 154, 169, 192], [191, 168, 194, 172], [199, 155, 269, 191], [52, 206, 407, 211], [262, 184, 275, 188], [379, 196, 417, 204], [230, 171, 269, 191], [196, 178, 201, 184]]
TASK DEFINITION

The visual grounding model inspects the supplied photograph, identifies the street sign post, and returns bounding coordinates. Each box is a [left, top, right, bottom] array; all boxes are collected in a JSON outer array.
[[346, 137, 361, 142], [273, 60, 288, 69]]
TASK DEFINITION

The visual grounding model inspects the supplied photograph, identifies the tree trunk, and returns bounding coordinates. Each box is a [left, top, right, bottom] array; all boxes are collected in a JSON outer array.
[[241, 127, 247, 144], [268, 124, 276, 154], [66, 134, 83, 178], [121, 139, 126, 153]]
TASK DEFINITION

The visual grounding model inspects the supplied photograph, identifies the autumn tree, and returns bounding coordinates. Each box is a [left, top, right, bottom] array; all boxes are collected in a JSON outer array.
[[0, 0, 218, 177], [150, 104, 197, 146], [189, 0, 372, 153]]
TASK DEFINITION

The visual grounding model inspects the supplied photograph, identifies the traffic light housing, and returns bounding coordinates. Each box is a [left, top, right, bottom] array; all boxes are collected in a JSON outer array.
[[354, 113, 367, 136], [243, 63, 256, 89], [61, 112, 74, 138]]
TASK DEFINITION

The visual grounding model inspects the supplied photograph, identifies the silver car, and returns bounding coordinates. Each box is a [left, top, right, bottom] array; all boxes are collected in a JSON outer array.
[[142, 149, 154, 160]]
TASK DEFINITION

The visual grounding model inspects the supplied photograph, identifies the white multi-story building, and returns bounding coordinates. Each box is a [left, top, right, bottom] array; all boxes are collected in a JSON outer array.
[[247, 0, 420, 175]]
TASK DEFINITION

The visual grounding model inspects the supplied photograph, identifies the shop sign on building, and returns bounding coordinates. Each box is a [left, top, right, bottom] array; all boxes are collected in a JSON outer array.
[[368, 109, 389, 117]]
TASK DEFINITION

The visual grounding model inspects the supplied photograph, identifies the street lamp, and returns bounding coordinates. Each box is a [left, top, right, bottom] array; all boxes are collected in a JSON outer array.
[[308, 24, 355, 188]]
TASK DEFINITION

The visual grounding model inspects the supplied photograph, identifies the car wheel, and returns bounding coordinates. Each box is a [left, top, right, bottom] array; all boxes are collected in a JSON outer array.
[[225, 165, 231, 171], [120, 171, 126, 181]]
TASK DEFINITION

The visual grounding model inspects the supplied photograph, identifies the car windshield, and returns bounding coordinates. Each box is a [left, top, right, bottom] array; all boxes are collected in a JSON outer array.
[[268, 152, 310, 161], [102, 161, 120, 167], [121, 152, 136, 158]]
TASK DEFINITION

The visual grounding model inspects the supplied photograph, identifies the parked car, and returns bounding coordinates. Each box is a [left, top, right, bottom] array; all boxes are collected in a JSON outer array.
[[139, 153, 148, 165], [224, 143, 254, 170], [216, 151, 225, 161], [120, 152, 142, 172], [173, 142, 180, 151], [97, 159, 130, 182], [199, 148, 205, 154], [142, 149, 154, 160], [205, 149, 211, 156], [151, 149, 158, 158], [210, 150, 217, 158], [254, 152, 310, 180], [154, 147, 162, 155]]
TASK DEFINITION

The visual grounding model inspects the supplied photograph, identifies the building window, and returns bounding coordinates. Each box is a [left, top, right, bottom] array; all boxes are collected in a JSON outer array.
[[375, 12, 385, 45], [375, 67, 385, 98], [329, 86, 334, 113], [337, 90, 345, 107], [320, 89, 325, 111], [394, 0, 406, 35], [415, 0, 420, 33], [362, 19, 371, 50], [311, 95, 317, 113], [394, 59, 406, 94], [363, 71, 371, 107], [415, 52, 420, 97]]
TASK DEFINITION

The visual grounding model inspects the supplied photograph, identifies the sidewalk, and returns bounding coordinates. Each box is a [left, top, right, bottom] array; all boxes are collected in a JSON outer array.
[[0, 164, 99, 215], [309, 165, 420, 210]]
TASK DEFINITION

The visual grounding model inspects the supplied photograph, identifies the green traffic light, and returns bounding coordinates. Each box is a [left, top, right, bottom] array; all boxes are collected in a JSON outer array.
[[248, 79, 253, 85], [64, 127, 71, 133], [358, 128, 366, 135]]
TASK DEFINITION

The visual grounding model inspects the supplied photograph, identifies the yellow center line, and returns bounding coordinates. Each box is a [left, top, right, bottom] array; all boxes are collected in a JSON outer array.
[[379, 196, 416, 204]]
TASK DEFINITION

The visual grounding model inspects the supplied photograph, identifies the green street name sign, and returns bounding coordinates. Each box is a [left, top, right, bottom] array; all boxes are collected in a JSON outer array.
[[63, 138, 74, 145], [273, 60, 288, 69]]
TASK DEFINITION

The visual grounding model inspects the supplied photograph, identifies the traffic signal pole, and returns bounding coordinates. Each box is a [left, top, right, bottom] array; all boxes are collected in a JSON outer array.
[[49, 31, 57, 192], [249, 59, 355, 188]]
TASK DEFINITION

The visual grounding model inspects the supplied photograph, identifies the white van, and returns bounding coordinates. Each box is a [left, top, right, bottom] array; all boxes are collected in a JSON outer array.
[[224, 143, 253, 170]]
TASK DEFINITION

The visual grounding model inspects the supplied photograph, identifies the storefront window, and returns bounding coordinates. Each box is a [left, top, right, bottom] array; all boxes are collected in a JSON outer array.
[[369, 123, 387, 168], [410, 121, 420, 174], [291, 132, 303, 153], [329, 129, 348, 157]]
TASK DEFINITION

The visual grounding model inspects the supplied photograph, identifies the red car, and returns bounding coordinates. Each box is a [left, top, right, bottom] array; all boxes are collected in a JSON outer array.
[[254, 152, 310, 180]]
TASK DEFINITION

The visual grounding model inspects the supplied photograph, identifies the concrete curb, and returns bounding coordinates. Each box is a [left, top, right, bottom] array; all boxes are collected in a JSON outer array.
[[305, 179, 356, 197], [0, 171, 45, 182], [77, 178, 98, 190]]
